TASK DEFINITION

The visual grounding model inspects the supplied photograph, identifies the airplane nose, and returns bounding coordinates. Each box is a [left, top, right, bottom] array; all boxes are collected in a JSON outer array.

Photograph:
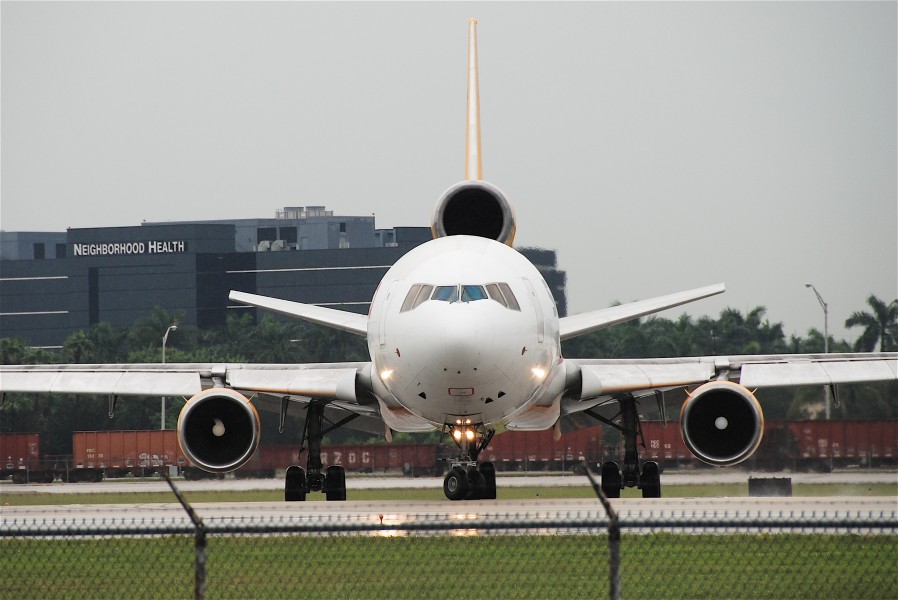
[[438, 308, 482, 370]]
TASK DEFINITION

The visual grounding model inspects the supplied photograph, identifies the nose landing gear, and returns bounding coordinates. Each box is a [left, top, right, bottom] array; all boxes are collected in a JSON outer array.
[[442, 423, 497, 500]]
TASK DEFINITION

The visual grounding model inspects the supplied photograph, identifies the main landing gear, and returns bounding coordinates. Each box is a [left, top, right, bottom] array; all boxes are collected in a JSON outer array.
[[284, 400, 356, 502], [589, 395, 662, 499], [442, 423, 497, 501]]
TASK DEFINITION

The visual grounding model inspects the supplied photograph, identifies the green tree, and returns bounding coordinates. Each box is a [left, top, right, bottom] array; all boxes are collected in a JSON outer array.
[[128, 306, 185, 350], [845, 295, 898, 352], [63, 331, 95, 363]]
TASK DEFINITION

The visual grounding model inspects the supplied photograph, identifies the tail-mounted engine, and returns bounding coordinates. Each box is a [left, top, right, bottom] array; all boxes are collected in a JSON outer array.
[[431, 180, 516, 246], [177, 388, 260, 473], [679, 380, 764, 466]]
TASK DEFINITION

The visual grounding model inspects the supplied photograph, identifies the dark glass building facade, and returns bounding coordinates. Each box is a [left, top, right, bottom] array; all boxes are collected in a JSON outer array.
[[0, 212, 566, 348]]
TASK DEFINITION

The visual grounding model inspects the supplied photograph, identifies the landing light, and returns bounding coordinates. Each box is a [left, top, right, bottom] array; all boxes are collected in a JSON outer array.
[[531, 367, 547, 380], [380, 369, 394, 381], [465, 429, 475, 442], [452, 429, 463, 442]]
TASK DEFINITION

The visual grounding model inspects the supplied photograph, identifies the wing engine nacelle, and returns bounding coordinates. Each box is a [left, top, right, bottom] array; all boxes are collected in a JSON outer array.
[[177, 388, 260, 473], [679, 381, 764, 466], [431, 180, 516, 246]]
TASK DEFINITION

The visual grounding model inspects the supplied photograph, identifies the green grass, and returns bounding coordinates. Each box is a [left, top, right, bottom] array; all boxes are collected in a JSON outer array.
[[2, 533, 895, 599], [1, 482, 895, 506]]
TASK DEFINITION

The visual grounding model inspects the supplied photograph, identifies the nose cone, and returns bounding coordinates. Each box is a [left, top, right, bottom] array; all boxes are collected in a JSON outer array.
[[437, 308, 483, 370]]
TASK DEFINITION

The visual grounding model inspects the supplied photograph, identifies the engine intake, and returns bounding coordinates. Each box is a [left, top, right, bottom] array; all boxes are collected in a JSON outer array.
[[178, 388, 260, 473], [679, 380, 764, 466], [431, 180, 516, 246]]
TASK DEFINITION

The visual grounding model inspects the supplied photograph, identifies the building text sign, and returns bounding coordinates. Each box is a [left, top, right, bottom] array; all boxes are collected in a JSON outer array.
[[72, 240, 188, 256]]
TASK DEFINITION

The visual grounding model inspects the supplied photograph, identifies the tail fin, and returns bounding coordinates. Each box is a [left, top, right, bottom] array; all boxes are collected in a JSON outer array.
[[431, 19, 516, 246], [465, 19, 482, 181]]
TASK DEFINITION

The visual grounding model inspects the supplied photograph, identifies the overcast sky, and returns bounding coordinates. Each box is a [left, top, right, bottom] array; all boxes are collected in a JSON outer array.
[[2, 2, 896, 344]]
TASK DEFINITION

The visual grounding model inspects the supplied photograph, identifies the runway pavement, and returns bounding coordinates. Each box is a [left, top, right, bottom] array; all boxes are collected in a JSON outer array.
[[1, 469, 895, 495], [2, 496, 895, 532], [2, 470, 895, 532]]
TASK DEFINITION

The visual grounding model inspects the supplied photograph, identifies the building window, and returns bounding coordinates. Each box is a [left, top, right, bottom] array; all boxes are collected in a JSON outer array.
[[56, 243, 67, 258], [257, 227, 277, 242], [33, 243, 45, 259]]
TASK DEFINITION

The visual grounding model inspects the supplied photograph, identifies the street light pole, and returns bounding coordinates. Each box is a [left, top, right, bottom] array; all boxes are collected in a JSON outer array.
[[805, 283, 830, 419], [161, 324, 178, 430]]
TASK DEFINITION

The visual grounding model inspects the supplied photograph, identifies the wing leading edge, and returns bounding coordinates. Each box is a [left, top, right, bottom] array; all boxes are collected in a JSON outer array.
[[559, 283, 726, 341], [229, 291, 369, 337], [0, 362, 370, 403]]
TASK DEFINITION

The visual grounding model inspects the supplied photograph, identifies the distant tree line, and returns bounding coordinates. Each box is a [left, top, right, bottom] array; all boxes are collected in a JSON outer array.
[[1, 295, 895, 455]]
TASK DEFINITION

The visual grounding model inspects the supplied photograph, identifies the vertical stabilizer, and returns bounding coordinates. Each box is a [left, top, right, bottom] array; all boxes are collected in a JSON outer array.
[[465, 19, 482, 181]]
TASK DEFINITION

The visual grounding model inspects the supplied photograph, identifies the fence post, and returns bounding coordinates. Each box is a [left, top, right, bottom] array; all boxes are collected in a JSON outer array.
[[164, 473, 207, 600], [582, 462, 621, 600]]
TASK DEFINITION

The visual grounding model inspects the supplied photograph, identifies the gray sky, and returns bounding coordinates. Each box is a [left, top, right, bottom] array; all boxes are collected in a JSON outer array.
[[2, 2, 896, 344]]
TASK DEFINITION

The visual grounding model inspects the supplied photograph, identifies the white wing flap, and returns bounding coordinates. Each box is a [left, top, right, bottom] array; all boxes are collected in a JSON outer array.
[[227, 368, 360, 402], [577, 362, 714, 399], [740, 357, 898, 388]]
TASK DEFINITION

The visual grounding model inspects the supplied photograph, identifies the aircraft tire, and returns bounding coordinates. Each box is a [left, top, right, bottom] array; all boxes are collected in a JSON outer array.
[[600, 461, 622, 499], [324, 465, 347, 501], [466, 467, 485, 500], [479, 462, 497, 499], [285, 465, 307, 502], [443, 466, 469, 501], [640, 461, 661, 498]]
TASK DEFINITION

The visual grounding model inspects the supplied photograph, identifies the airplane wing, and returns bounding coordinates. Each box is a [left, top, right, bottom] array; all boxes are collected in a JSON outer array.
[[562, 352, 898, 415], [558, 283, 726, 341], [0, 361, 379, 419], [229, 291, 369, 337]]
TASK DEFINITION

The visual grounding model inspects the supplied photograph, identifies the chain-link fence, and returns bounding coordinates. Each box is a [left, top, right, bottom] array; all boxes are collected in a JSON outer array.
[[2, 471, 896, 600]]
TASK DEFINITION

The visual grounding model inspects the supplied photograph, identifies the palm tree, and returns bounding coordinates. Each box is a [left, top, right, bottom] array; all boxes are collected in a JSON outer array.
[[845, 295, 898, 352]]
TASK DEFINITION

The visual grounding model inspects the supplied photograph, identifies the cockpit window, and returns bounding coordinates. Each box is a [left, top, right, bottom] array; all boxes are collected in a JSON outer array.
[[486, 282, 521, 311], [432, 285, 459, 302], [400, 284, 434, 312], [400, 282, 518, 311], [485, 284, 506, 307], [461, 285, 488, 302]]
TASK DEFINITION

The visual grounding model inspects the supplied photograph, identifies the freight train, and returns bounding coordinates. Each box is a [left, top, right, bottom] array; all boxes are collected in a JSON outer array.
[[2, 420, 895, 483]]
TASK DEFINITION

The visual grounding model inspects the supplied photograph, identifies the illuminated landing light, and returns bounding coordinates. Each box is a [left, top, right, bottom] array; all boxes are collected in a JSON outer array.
[[380, 369, 394, 381], [452, 429, 463, 442], [715, 416, 729, 430], [465, 429, 475, 442], [531, 367, 547, 381]]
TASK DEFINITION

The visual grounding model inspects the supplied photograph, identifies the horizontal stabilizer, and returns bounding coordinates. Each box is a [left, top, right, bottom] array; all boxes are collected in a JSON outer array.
[[559, 283, 726, 341], [229, 291, 368, 337]]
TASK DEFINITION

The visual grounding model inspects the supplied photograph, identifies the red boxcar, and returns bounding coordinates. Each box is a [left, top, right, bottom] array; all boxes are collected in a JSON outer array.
[[72, 430, 185, 481], [0, 433, 47, 482], [786, 420, 898, 469], [483, 427, 604, 471]]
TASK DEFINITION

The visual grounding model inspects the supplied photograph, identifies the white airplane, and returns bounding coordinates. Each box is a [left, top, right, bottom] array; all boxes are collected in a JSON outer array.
[[2, 20, 896, 501]]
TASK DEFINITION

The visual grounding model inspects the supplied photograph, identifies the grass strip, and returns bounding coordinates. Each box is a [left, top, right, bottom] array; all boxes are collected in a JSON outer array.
[[1, 533, 895, 599]]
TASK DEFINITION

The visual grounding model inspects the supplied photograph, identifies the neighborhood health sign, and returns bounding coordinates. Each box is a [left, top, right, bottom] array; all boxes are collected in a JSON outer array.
[[72, 240, 187, 256]]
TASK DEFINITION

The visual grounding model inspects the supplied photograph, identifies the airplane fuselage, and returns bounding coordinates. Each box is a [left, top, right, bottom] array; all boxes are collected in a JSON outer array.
[[367, 235, 563, 432]]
